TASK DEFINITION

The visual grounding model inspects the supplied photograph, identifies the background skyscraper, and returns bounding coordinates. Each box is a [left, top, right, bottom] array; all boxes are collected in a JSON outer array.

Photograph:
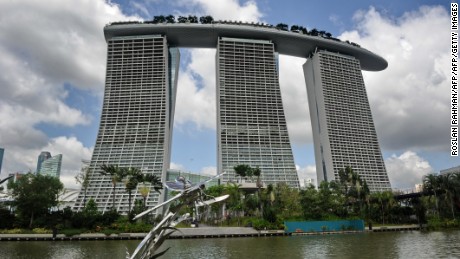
[[304, 50, 391, 191], [217, 37, 299, 188], [36, 151, 51, 174], [39, 154, 63, 178]]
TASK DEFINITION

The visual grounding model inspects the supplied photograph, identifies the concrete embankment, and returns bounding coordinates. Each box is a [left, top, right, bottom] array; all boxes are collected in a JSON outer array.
[[0, 225, 421, 241], [0, 227, 287, 241]]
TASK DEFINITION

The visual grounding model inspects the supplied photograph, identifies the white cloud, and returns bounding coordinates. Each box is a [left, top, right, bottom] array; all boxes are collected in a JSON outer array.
[[296, 164, 316, 187], [278, 55, 311, 144], [173, 0, 263, 131], [175, 0, 262, 22], [174, 49, 217, 130], [201, 166, 217, 176], [0, 0, 138, 182], [385, 151, 434, 189], [339, 6, 450, 152], [170, 162, 186, 171], [132, 1, 151, 17], [172, 1, 312, 147], [43, 136, 93, 172]]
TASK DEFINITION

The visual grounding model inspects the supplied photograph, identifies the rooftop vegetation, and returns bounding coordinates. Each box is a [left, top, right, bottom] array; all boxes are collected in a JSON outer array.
[[109, 15, 361, 48]]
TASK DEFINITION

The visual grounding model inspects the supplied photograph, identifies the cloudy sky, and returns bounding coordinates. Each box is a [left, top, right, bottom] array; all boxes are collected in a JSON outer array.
[[0, 0, 455, 190]]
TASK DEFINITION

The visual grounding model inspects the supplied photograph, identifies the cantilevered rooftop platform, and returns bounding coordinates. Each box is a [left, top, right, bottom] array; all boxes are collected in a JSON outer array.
[[104, 23, 387, 71]]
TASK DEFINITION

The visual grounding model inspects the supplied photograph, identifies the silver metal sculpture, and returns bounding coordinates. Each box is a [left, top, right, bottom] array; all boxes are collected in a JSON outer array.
[[128, 173, 228, 259]]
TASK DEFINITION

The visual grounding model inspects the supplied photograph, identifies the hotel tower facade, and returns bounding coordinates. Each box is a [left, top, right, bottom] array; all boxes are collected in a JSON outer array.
[[217, 37, 299, 187], [74, 35, 179, 213], [304, 50, 390, 191]]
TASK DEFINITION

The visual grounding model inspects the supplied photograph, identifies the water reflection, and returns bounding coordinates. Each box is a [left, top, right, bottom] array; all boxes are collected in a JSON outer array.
[[1, 231, 459, 259]]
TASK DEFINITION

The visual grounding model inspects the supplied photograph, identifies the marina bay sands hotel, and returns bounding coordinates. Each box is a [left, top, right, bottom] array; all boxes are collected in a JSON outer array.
[[74, 21, 391, 213]]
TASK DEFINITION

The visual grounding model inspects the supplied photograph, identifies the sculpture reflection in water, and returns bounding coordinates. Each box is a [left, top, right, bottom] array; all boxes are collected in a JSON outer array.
[[128, 173, 228, 259]]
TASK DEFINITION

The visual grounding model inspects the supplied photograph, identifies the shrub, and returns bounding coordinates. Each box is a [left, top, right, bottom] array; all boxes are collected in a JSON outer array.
[[60, 229, 85, 237], [32, 228, 51, 234], [103, 228, 120, 236], [2, 228, 23, 234]]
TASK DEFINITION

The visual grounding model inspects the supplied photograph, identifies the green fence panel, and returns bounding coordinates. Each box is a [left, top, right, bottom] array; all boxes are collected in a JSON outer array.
[[284, 220, 364, 233]]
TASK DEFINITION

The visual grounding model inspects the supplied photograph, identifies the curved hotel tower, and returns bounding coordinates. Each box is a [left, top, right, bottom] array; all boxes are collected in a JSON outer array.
[[74, 21, 390, 213]]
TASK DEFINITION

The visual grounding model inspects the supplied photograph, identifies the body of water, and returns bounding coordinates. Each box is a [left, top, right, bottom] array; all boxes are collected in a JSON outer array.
[[1, 230, 460, 258]]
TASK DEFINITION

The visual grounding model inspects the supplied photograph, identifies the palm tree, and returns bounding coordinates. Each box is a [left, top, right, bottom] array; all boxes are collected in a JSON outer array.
[[100, 164, 126, 210], [423, 173, 441, 218], [439, 173, 458, 219], [142, 174, 163, 194], [124, 167, 143, 214], [252, 166, 263, 215], [373, 191, 394, 225], [224, 183, 243, 224], [138, 184, 150, 209]]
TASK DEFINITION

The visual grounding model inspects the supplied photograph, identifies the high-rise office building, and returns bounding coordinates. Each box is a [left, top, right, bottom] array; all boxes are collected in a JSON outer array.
[[36, 151, 51, 174], [304, 50, 391, 191], [217, 37, 299, 188], [39, 154, 63, 178], [73, 35, 179, 213]]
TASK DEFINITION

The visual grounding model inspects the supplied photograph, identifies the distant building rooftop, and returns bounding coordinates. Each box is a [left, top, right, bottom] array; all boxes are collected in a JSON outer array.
[[440, 165, 460, 175]]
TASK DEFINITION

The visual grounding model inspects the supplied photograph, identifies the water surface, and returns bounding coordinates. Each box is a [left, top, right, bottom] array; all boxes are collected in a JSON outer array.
[[1, 231, 459, 258]]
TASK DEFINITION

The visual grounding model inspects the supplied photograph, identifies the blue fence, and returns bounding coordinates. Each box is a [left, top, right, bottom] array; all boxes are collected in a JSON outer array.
[[284, 220, 365, 233]]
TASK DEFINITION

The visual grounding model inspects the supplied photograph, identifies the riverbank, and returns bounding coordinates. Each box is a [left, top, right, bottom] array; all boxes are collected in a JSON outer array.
[[0, 227, 287, 241], [0, 225, 422, 241]]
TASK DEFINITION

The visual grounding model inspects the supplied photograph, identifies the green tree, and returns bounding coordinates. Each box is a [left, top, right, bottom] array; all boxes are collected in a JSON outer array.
[[177, 16, 188, 23], [8, 173, 63, 228], [233, 164, 252, 182], [199, 15, 214, 24], [300, 185, 321, 220], [153, 15, 166, 23], [310, 28, 319, 36], [188, 15, 198, 23], [273, 183, 302, 220], [438, 173, 458, 219], [165, 15, 175, 23], [423, 173, 441, 218], [224, 183, 243, 224], [290, 25, 299, 32], [275, 23, 288, 31], [372, 191, 395, 224]]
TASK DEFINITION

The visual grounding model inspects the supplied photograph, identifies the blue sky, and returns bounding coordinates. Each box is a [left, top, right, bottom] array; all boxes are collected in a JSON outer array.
[[0, 0, 455, 190]]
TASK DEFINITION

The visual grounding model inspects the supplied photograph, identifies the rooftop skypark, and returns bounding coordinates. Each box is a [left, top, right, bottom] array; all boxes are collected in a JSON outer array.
[[108, 15, 361, 48]]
